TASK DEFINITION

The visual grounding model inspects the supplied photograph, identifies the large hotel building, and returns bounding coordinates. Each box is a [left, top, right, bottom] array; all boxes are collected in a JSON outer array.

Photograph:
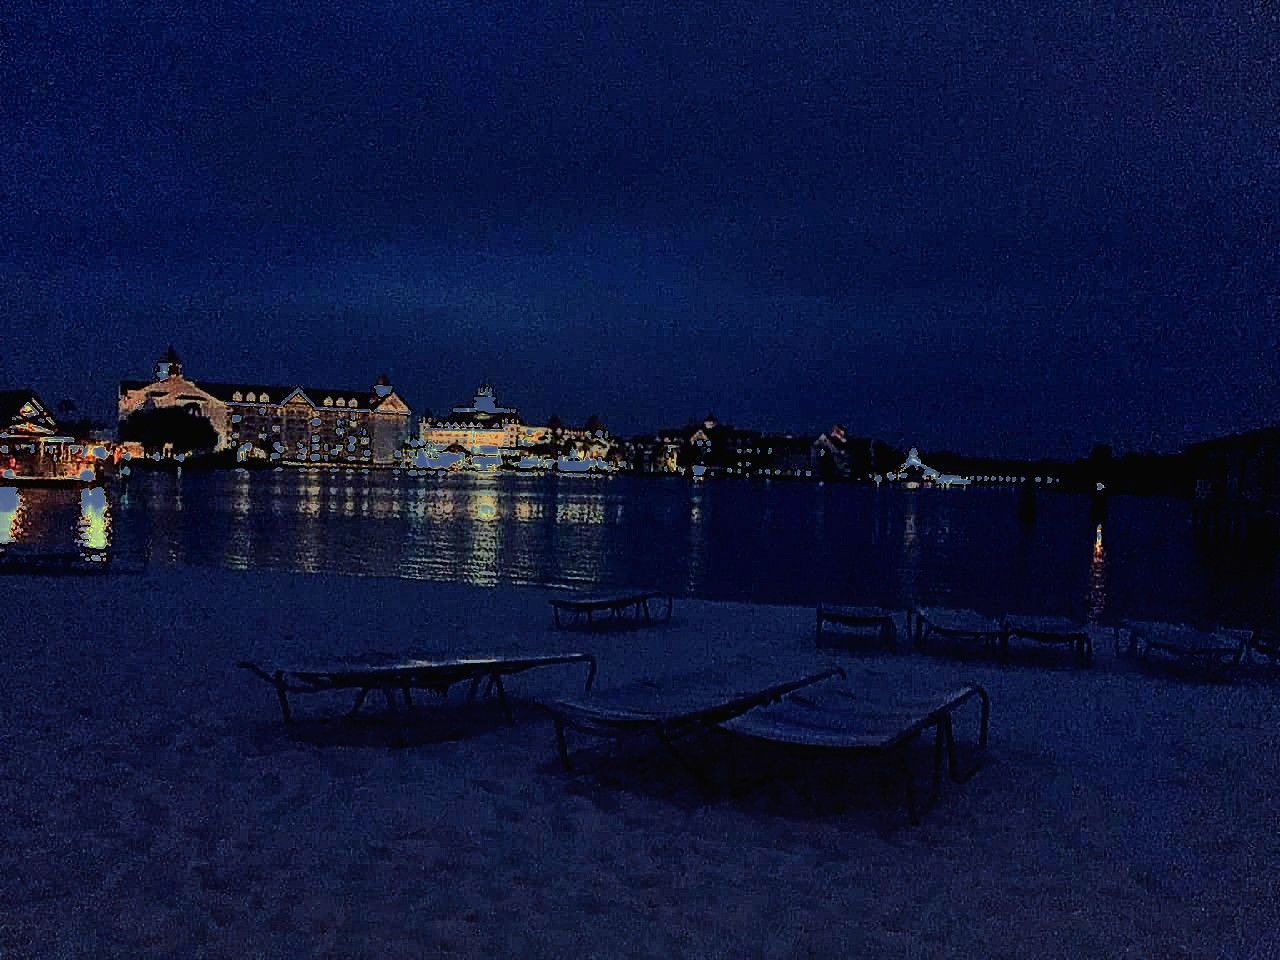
[[419, 384, 612, 460], [118, 348, 413, 464]]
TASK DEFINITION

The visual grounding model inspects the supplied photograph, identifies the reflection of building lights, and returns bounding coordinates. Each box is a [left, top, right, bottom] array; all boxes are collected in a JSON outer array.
[[555, 497, 606, 525], [293, 518, 320, 573], [471, 493, 500, 522], [78, 487, 111, 551], [514, 498, 544, 522], [0, 487, 23, 544], [1088, 524, 1107, 622]]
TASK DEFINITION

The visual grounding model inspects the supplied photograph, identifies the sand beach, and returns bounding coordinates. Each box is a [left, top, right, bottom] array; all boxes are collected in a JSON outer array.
[[3, 568, 1278, 958]]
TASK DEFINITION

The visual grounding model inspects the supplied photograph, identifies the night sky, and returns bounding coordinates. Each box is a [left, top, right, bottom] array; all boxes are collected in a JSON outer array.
[[1, 1, 1276, 457]]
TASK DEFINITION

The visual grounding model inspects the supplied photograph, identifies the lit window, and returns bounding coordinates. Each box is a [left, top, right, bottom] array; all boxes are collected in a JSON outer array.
[[261, 394, 269, 403], [335, 398, 345, 408], [246, 392, 256, 402], [324, 397, 333, 407], [232, 392, 242, 402]]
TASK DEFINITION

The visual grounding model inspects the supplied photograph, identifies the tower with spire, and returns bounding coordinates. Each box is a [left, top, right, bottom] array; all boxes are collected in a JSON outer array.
[[153, 345, 183, 381]]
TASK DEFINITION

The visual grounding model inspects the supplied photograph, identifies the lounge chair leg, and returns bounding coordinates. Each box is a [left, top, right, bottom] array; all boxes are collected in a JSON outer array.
[[492, 675, 514, 724], [381, 687, 408, 748], [555, 719, 573, 772], [944, 690, 990, 783], [348, 688, 370, 717], [273, 672, 293, 724]]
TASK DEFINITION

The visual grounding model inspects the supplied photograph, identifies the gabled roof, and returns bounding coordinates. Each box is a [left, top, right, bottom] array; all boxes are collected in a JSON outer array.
[[370, 391, 411, 414], [0, 389, 59, 438], [120, 377, 410, 411], [198, 381, 378, 406], [0, 389, 40, 424]]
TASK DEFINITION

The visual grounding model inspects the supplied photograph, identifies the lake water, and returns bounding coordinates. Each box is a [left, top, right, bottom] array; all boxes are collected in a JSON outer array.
[[3, 472, 1273, 625]]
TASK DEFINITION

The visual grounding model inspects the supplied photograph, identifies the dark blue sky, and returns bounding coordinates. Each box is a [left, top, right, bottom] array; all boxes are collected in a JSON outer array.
[[1, 1, 1276, 456]]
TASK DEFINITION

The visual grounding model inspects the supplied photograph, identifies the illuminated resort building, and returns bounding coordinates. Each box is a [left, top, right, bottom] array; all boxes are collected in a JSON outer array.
[[419, 384, 615, 465], [419, 384, 522, 456], [0, 390, 99, 483], [628, 415, 815, 479], [118, 347, 414, 464]]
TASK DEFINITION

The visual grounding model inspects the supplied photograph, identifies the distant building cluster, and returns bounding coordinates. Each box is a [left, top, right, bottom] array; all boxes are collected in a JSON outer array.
[[418, 384, 614, 467], [0, 390, 102, 482], [101, 348, 981, 482], [117, 348, 413, 464], [4, 344, 1192, 494], [622, 414, 818, 480]]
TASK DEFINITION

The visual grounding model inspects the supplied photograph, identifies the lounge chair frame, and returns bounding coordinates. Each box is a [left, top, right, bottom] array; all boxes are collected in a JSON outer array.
[[1118, 621, 1247, 680], [1002, 618, 1092, 666], [550, 590, 673, 629], [720, 684, 990, 825], [909, 607, 1005, 657], [546, 669, 846, 791], [816, 605, 897, 651], [1243, 628, 1279, 667], [0, 544, 148, 575], [239, 653, 598, 736]]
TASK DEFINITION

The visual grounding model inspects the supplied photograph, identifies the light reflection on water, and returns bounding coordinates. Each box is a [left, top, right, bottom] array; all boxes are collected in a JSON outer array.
[[5, 472, 1273, 624], [1, 487, 23, 544], [77, 487, 110, 552], [1088, 523, 1108, 623]]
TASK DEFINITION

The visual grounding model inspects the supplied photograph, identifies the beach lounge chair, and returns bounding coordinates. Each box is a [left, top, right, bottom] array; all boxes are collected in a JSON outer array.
[[543, 669, 845, 788], [239, 653, 598, 731], [1246, 628, 1279, 666], [816, 605, 897, 651], [720, 682, 990, 824], [910, 607, 1004, 657], [1002, 615, 1092, 666], [549, 590, 673, 629], [1118, 620, 1249, 679], [0, 544, 148, 575]]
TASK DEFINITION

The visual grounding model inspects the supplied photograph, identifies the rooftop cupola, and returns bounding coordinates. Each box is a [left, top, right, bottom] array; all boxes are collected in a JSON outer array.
[[154, 345, 183, 381]]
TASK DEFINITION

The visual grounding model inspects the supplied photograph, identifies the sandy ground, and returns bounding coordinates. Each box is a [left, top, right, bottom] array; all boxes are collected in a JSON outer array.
[[2, 568, 1279, 959]]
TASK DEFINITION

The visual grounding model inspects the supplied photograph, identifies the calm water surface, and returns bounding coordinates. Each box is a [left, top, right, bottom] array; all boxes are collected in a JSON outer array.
[[3, 472, 1273, 624]]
